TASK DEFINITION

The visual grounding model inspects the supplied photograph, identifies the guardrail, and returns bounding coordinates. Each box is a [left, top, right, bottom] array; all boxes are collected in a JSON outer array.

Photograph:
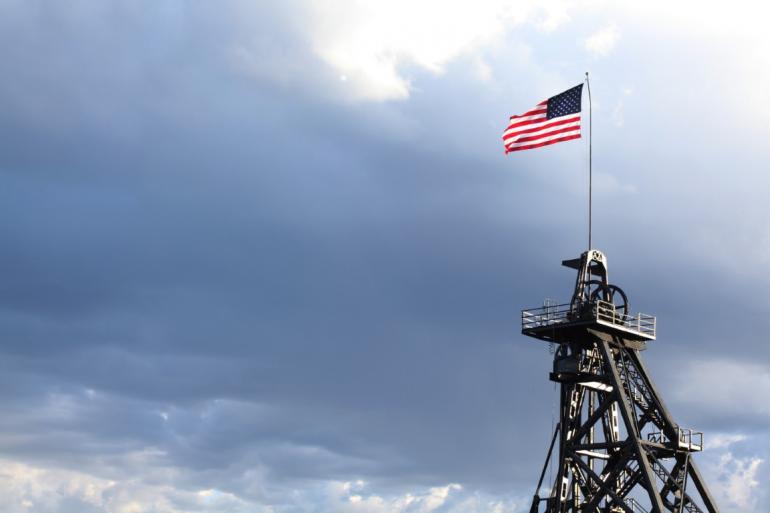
[[521, 301, 656, 338], [521, 303, 573, 330], [625, 497, 649, 513], [647, 428, 703, 451], [596, 300, 656, 337]]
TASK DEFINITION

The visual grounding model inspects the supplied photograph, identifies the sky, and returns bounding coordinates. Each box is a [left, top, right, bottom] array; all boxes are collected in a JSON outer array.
[[1, 1, 770, 512]]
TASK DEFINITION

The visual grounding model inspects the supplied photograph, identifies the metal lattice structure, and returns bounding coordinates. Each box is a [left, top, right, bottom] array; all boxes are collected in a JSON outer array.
[[522, 250, 719, 513]]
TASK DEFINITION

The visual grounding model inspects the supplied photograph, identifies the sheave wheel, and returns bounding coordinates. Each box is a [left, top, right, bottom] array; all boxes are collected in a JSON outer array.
[[589, 283, 629, 317]]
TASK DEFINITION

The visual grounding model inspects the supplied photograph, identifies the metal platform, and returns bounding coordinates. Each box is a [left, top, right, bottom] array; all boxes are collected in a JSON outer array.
[[522, 300, 656, 342]]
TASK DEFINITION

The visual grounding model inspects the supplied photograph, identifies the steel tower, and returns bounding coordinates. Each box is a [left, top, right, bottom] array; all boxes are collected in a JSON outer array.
[[522, 250, 719, 513]]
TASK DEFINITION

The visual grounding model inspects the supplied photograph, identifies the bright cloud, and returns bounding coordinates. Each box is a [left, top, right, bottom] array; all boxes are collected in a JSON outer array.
[[711, 453, 763, 511], [0, 457, 253, 513], [583, 24, 620, 57], [0, 461, 524, 513], [309, 481, 524, 513], [709, 433, 748, 450], [305, 0, 578, 101]]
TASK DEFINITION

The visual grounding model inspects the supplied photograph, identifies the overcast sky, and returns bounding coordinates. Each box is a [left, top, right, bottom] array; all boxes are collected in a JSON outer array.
[[1, 1, 770, 512]]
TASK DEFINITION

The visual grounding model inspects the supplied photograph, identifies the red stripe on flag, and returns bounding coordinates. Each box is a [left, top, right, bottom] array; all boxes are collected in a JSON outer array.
[[503, 116, 579, 142], [506, 124, 581, 145], [504, 113, 548, 130], [509, 104, 547, 120], [504, 128, 581, 150], [504, 134, 581, 154]]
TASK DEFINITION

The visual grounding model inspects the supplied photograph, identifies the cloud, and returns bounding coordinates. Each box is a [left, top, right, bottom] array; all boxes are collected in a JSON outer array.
[[709, 434, 748, 450], [711, 453, 763, 511], [2, 1, 770, 513], [0, 457, 257, 513], [694, 433, 765, 513], [0, 460, 523, 513], [593, 171, 637, 194], [304, 0, 578, 101], [583, 24, 620, 57], [670, 359, 770, 425]]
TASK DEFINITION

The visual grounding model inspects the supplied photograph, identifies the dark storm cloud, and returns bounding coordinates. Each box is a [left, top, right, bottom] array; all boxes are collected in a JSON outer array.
[[0, 1, 572, 500]]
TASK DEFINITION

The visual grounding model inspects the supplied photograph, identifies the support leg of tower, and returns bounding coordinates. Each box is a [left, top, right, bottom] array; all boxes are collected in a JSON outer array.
[[597, 338, 666, 513], [687, 461, 720, 513]]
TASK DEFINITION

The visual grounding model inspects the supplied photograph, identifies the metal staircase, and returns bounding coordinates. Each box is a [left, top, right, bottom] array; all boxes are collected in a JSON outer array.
[[651, 457, 702, 513], [616, 353, 665, 429]]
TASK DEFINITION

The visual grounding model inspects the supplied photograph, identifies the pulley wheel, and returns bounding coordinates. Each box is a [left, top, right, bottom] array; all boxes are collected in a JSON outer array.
[[589, 283, 629, 317]]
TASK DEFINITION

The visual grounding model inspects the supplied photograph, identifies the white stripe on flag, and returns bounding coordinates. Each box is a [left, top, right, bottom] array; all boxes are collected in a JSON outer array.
[[504, 129, 581, 149], [504, 119, 581, 142]]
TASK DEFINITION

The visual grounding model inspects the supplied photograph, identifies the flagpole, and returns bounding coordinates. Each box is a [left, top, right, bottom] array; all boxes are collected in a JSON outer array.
[[585, 72, 592, 251]]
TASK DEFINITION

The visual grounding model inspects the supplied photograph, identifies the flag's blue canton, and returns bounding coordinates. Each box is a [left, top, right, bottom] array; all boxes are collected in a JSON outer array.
[[547, 84, 583, 119]]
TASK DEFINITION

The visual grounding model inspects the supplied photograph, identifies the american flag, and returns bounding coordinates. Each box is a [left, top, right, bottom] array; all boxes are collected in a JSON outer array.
[[502, 84, 583, 154]]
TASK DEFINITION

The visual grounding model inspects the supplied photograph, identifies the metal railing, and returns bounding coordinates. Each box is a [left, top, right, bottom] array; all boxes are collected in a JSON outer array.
[[596, 301, 656, 337], [647, 428, 703, 451], [677, 428, 703, 451], [521, 300, 656, 338], [521, 303, 573, 330], [625, 497, 649, 513]]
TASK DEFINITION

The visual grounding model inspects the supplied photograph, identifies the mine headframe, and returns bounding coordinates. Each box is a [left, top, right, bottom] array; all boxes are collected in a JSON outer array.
[[520, 250, 719, 513]]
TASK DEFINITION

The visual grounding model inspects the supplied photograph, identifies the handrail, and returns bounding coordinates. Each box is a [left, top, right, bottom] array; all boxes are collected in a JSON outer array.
[[522, 300, 656, 338], [647, 427, 703, 451], [625, 497, 648, 513]]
